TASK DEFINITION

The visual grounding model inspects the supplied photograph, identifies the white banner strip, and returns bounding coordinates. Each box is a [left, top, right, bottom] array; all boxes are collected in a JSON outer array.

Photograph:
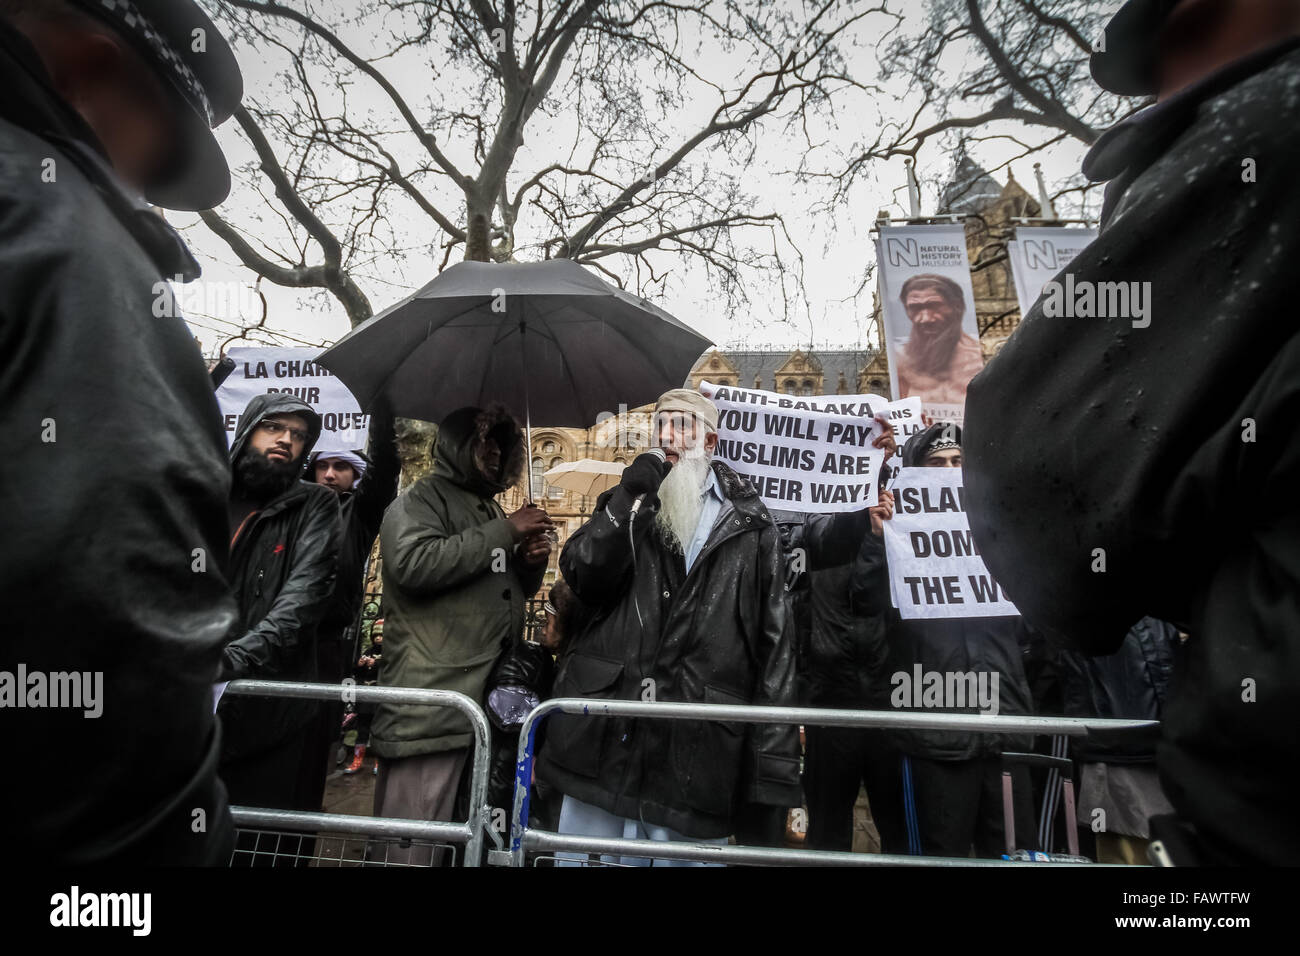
[[216, 346, 368, 453]]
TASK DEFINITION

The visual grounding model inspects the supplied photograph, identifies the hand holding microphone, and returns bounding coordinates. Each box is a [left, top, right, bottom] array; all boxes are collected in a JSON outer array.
[[623, 447, 672, 517]]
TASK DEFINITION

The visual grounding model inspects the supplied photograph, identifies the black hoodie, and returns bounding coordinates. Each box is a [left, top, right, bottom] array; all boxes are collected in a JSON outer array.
[[217, 393, 342, 762]]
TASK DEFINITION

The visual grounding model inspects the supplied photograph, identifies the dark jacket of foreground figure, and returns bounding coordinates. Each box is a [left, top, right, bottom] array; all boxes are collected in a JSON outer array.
[[0, 21, 236, 864], [963, 41, 1300, 864], [537, 460, 802, 840], [218, 393, 342, 762]]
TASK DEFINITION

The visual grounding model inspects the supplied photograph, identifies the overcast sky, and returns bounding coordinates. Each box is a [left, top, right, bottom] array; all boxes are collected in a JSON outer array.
[[174, 0, 1124, 359]]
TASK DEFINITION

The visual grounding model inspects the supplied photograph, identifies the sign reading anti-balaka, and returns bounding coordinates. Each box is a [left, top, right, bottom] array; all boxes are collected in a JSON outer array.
[[699, 381, 922, 513]]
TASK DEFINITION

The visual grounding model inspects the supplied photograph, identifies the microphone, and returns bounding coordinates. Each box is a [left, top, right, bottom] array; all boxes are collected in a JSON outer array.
[[629, 447, 669, 518]]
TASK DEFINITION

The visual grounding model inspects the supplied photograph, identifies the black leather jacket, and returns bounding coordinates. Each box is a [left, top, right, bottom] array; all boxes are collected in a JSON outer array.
[[217, 393, 342, 761], [774, 510, 885, 708], [308, 407, 400, 648], [1, 21, 236, 864], [537, 460, 801, 840]]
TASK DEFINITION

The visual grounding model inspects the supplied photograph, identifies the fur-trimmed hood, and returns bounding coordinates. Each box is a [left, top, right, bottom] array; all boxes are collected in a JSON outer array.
[[434, 403, 525, 497]]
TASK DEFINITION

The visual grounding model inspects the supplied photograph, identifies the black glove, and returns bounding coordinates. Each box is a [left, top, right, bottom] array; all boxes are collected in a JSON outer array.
[[620, 451, 671, 497]]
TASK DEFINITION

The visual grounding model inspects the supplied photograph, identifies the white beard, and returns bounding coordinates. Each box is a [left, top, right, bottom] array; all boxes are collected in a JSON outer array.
[[654, 443, 711, 554]]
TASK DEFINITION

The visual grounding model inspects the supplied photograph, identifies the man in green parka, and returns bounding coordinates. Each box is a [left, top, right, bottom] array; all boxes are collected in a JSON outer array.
[[371, 404, 554, 861]]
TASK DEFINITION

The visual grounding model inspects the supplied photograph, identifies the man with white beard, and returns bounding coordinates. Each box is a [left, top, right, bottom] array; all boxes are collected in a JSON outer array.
[[536, 389, 801, 865]]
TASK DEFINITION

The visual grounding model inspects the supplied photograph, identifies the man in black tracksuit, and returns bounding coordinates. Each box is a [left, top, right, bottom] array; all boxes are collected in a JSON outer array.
[[773, 416, 904, 853], [798, 533, 906, 853], [873, 424, 1036, 858], [218, 393, 342, 830], [307, 402, 401, 685]]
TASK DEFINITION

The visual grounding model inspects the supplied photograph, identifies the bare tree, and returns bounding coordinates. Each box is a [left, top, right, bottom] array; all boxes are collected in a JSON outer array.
[[199, 0, 884, 328], [823, 0, 1138, 214]]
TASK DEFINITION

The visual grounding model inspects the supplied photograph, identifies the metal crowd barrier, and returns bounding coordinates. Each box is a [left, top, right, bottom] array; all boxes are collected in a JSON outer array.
[[500, 699, 1159, 867], [223, 680, 495, 867]]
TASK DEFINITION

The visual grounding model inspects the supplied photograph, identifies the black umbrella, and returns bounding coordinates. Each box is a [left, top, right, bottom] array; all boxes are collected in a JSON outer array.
[[316, 259, 712, 488]]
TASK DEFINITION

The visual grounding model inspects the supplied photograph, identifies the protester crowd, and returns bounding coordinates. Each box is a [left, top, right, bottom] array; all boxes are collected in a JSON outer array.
[[4, 0, 1297, 869], [140, 380, 1198, 866]]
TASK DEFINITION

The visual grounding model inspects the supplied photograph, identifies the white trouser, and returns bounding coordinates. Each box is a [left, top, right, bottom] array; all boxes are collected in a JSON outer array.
[[555, 793, 728, 867]]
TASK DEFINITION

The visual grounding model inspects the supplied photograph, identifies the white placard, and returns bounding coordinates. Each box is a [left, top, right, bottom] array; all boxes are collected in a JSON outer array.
[[882, 467, 1019, 619], [699, 381, 919, 513], [216, 347, 368, 454]]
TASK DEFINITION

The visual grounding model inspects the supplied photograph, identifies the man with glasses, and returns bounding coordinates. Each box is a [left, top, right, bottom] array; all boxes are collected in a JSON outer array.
[[217, 393, 342, 858]]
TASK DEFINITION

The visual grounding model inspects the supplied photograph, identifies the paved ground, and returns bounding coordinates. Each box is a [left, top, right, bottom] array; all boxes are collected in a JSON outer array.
[[306, 747, 382, 865], [322, 746, 378, 816]]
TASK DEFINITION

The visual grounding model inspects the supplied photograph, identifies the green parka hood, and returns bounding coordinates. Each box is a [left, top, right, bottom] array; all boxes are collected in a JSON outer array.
[[434, 403, 525, 497]]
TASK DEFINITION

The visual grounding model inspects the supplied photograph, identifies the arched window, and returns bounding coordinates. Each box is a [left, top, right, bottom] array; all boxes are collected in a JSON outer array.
[[542, 440, 556, 454], [530, 457, 544, 499]]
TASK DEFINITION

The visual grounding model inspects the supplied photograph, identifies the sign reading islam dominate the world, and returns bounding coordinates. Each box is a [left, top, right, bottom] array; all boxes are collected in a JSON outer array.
[[883, 467, 1019, 619]]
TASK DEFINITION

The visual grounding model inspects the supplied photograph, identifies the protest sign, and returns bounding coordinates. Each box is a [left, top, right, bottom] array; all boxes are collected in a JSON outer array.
[[875, 224, 984, 426], [215, 346, 368, 453], [699, 380, 914, 513], [1007, 226, 1099, 318], [882, 467, 1019, 619], [878, 394, 924, 450]]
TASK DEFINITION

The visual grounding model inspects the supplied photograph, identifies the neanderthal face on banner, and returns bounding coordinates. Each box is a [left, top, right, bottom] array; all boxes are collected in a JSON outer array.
[[901, 275, 968, 377]]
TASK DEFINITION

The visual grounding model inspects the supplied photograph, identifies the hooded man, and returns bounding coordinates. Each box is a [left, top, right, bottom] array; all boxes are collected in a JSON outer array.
[[2, 0, 243, 864], [372, 404, 553, 864], [869, 424, 1037, 859], [218, 393, 342, 832], [302, 402, 400, 798], [963, 0, 1300, 864], [537, 389, 801, 865], [893, 274, 985, 408]]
